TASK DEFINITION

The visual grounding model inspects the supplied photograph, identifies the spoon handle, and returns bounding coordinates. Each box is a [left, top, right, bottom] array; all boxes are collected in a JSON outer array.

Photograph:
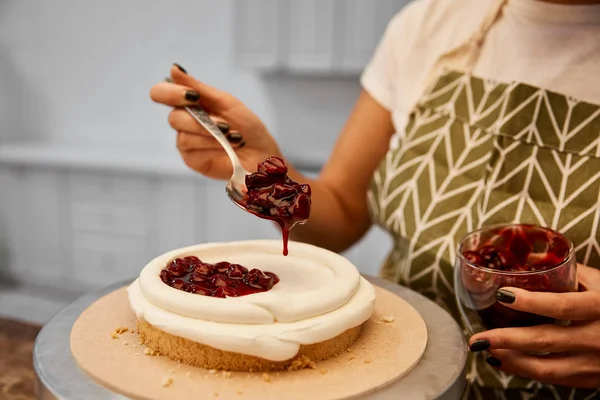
[[184, 105, 243, 165], [164, 78, 247, 176]]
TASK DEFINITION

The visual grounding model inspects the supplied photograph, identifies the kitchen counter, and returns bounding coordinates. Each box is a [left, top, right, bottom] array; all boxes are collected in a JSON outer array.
[[0, 318, 41, 400]]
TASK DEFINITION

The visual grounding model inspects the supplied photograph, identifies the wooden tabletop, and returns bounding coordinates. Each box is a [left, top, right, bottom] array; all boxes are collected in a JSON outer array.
[[0, 318, 41, 400]]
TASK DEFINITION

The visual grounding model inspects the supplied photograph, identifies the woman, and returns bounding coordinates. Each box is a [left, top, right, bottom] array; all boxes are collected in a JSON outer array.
[[150, 0, 600, 398]]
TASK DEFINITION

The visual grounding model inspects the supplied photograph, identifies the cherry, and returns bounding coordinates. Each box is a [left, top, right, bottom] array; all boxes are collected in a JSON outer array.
[[257, 157, 287, 176], [183, 256, 201, 266], [227, 264, 248, 280], [188, 272, 209, 283], [185, 284, 211, 296], [245, 268, 276, 290], [172, 279, 186, 289], [214, 262, 231, 274], [209, 274, 231, 288], [463, 251, 483, 266], [269, 184, 296, 200], [160, 269, 173, 284], [194, 262, 215, 276], [246, 173, 280, 190], [167, 260, 187, 276], [477, 246, 509, 270], [213, 287, 240, 298]]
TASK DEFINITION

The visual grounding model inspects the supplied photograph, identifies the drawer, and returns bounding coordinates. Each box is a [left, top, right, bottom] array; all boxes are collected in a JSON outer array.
[[70, 233, 150, 288], [71, 203, 151, 237], [69, 172, 155, 205]]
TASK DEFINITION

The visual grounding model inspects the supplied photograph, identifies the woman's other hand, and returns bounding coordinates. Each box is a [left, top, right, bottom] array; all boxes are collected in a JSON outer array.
[[468, 264, 600, 389], [150, 64, 282, 180]]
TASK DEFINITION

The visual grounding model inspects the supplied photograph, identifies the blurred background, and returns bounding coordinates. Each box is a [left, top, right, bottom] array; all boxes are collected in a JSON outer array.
[[0, 0, 410, 325]]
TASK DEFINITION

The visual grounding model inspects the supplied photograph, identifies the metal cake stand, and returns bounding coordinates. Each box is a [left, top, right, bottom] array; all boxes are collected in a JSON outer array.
[[33, 275, 467, 400]]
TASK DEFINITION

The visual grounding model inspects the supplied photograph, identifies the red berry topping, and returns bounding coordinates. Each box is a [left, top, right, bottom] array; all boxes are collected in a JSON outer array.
[[243, 156, 312, 256], [227, 264, 248, 280], [160, 258, 279, 297], [245, 268, 277, 290], [461, 225, 571, 275]]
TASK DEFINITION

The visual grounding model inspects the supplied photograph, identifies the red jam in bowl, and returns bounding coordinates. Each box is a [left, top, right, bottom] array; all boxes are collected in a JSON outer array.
[[160, 256, 280, 298], [243, 156, 311, 256], [459, 224, 576, 329]]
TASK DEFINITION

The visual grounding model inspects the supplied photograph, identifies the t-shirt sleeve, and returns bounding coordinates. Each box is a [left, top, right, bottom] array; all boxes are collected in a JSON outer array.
[[360, 12, 405, 111]]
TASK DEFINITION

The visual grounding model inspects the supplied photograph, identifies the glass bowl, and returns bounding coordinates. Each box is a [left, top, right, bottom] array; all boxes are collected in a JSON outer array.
[[454, 224, 577, 334]]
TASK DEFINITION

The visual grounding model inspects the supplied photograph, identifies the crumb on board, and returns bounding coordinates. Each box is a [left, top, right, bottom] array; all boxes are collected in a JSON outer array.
[[222, 371, 232, 378], [381, 315, 395, 323], [262, 373, 271, 383], [186, 372, 191, 378], [319, 368, 328, 374], [346, 347, 352, 352], [110, 326, 130, 339], [286, 355, 316, 371], [144, 348, 159, 356], [236, 390, 243, 395], [161, 376, 173, 387], [364, 359, 371, 364], [209, 369, 217, 375], [214, 392, 219, 397], [122, 340, 128, 346], [348, 354, 356, 361]]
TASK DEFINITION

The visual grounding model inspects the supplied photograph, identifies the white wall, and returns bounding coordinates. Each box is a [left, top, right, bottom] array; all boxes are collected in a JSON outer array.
[[0, 0, 360, 166], [0, 0, 394, 311]]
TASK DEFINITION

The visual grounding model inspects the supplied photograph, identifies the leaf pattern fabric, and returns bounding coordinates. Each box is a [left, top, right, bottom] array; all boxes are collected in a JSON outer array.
[[368, 69, 600, 399]]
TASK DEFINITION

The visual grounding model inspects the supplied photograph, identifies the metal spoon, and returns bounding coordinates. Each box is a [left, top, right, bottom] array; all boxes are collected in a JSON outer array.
[[164, 77, 250, 209], [163, 78, 308, 236]]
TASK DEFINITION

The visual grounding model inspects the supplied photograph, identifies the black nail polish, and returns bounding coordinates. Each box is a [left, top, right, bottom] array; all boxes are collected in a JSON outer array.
[[470, 339, 491, 352], [485, 356, 502, 368], [174, 63, 187, 74], [217, 122, 230, 134], [227, 133, 243, 143], [185, 90, 200, 102], [237, 140, 246, 149], [495, 289, 516, 304]]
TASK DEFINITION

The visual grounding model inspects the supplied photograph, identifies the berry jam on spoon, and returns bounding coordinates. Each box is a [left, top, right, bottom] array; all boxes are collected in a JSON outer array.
[[243, 157, 311, 256]]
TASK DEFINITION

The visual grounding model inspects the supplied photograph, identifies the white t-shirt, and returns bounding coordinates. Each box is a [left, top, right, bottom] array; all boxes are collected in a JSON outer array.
[[361, 0, 600, 142]]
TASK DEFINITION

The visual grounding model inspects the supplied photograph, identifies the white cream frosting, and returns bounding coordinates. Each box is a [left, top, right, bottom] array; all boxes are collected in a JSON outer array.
[[127, 240, 376, 361]]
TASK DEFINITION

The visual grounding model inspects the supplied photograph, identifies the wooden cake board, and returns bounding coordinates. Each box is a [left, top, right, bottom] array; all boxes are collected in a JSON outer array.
[[70, 285, 428, 400]]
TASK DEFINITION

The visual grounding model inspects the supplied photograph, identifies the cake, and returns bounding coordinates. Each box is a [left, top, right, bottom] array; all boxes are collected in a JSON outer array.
[[127, 240, 376, 372]]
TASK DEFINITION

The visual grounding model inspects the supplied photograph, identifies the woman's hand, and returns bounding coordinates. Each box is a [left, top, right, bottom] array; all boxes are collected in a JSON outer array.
[[150, 64, 282, 180], [468, 264, 600, 389]]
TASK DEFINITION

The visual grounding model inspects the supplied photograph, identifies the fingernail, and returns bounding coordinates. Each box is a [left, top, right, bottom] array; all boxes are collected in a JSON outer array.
[[174, 63, 187, 74], [185, 90, 200, 102], [485, 356, 502, 368], [495, 289, 516, 304], [227, 132, 243, 143], [237, 140, 246, 149], [217, 122, 230, 134], [470, 339, 490, 352]]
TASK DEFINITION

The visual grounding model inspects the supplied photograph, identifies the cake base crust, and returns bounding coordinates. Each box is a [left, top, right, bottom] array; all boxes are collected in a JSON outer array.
[[137, 320, 362, 372]]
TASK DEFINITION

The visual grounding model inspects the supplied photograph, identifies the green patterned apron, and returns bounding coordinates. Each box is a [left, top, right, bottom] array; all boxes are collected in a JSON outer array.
[[367, 0, 600, 398]]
